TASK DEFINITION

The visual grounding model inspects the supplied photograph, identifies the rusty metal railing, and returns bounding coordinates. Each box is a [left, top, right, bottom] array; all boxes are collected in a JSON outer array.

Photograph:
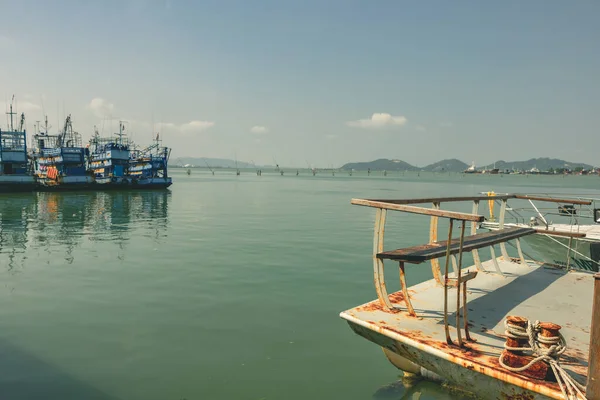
[[351, 196, 535, 347]]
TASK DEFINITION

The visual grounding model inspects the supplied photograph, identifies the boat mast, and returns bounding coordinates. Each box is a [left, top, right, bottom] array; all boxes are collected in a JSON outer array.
[[117, 120, 126, 145], [6, 95, 16, 131]]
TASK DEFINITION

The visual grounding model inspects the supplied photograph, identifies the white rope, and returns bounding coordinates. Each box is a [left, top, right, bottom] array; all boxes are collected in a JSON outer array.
[[499, 319, 587, 400]]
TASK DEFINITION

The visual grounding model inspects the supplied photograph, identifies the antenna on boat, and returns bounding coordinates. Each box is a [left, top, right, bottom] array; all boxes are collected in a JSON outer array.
[[18, 113, 25, 132], [6, 95, 16, 131], [43, 115, 50, 135], [117, 120, 127, 144]]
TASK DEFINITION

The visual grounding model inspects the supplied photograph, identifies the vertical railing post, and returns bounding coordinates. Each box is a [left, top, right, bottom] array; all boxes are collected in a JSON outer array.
[[471, 200, 484, 271], [430, 202, 443, 285], [373, 208, 393, 310], [587, 273, 600, 399], [516, 238, 528, 265], [456, 221, 466, 347], [443, 219, 454, 345], [566, 235, 573, 271], [499, 199, 511, 261]]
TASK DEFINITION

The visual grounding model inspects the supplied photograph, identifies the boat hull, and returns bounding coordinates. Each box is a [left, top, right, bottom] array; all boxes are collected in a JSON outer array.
[[0, 175, 37, 193], [130, 177, 172, 189], [521, 234, 599, 272], [36, 175, 96, 191], [347, 322, 552, 400], [35, 175, 172, 191]]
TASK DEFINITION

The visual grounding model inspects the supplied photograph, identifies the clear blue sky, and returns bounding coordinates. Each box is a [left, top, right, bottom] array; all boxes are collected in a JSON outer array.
[[1, 0, 598, 167]]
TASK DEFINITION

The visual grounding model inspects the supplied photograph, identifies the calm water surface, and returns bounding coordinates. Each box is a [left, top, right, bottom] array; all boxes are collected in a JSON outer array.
[[0, 170, 598, 400]]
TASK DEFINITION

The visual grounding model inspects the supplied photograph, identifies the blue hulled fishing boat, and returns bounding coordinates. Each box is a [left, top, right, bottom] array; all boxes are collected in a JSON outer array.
[[128, 132, 172, 189], [0, 98, 36, 192], [33, 115, 94, 190], [88, 122, 132, 188]]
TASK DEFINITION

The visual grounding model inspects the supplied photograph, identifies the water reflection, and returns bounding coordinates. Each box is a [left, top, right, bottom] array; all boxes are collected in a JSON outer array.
[[0, 193, 36, 271], [0, 191, 170, 267], [373, 378, 475, 400]]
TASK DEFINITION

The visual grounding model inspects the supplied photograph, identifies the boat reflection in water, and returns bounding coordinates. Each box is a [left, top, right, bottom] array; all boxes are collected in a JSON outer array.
[[373, 377, 471, 400], [0, 193, 36, 271], [0, 190, 170, 267]]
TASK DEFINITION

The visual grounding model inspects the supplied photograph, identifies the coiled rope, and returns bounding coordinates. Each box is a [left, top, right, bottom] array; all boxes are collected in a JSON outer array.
[[499, 319, 587, 400]]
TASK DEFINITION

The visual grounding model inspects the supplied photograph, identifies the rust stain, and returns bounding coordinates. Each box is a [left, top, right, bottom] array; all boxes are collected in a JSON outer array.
[[355, 301, 400, 314], [499, 350, 548, 380], [354, 290, 419, 315], [500, 389, 535, 400], [374, 321, 566, 395], [387, 291, 406, 303]]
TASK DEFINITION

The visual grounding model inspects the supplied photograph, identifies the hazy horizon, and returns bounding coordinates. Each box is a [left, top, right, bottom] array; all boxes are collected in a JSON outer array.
[[1, 0, 598, 166]]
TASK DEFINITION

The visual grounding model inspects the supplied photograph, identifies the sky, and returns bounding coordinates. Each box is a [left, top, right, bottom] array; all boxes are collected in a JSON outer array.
[[1, 0, 599, 167]]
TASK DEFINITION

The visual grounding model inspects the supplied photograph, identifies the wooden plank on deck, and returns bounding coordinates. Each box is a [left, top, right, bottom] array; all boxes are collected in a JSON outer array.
[[377, 227, 535, 263]]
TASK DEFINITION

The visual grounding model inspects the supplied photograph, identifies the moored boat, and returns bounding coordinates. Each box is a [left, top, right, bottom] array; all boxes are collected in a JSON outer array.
[[463, 161, 477, 174], [340, 195, 597, 399], [32, 115, 94, 190], [479, 193, 600, 272], [88, 122, 131, 187], [0, 99, 36, 192], [128, 133, 172, 189]]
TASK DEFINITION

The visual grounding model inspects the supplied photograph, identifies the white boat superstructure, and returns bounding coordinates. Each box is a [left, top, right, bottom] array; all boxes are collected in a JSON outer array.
[[479, 193, 600, 271], [464, 161, 477, 173]]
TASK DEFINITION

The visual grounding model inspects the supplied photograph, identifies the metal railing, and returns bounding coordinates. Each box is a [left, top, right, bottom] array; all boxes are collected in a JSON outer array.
[[351, 196, 532, 347]]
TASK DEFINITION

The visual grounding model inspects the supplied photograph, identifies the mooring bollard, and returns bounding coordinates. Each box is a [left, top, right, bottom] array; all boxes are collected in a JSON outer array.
[[538, 322, 562, 349], [505, 316, 528, 356], [500, 315, 549, 380]]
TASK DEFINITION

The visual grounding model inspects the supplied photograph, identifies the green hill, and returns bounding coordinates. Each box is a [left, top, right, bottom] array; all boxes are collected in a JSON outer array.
[[422, 159, 469, 172], [491, 158, 593, 172], [340, 157, 594, 172], [340, 159, 417, 171]]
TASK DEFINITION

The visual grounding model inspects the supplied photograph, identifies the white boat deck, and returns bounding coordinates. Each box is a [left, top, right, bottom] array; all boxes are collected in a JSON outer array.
[[340, 259, 593, 398], [487, 221, 600, 241], [548, 224, 600, 240]]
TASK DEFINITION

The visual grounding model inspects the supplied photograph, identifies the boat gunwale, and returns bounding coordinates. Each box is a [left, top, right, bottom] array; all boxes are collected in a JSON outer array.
[[340, 301, 571, 400]]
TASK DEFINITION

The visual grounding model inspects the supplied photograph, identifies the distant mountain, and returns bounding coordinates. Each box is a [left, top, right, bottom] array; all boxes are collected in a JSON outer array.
[[422, 159, 469, 172], [341, 158, 417, 171], [489, 158, 594, 172], [339, 157, 595, 172], [172, 157, 258, 169]]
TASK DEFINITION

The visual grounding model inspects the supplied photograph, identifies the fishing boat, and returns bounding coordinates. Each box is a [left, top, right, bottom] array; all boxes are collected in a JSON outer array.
[[479, 193, 600, 272], [32, 115, 94, 190], [340, 195, 598, 399], [128, 133, 172, 189], [0, 99, 36, 192], [87, 122, 132, 187], [463, 161, 477, 174], [487, 162, 500, 174]]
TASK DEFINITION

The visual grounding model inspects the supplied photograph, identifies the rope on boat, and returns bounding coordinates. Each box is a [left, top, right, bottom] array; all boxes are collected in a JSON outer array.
[[499, 319, 587, 400]]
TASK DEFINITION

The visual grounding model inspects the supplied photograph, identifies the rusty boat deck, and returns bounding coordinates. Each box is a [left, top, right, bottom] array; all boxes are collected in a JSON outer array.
[[341, 258, 593, 399], [342, 195, 599, 399]]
